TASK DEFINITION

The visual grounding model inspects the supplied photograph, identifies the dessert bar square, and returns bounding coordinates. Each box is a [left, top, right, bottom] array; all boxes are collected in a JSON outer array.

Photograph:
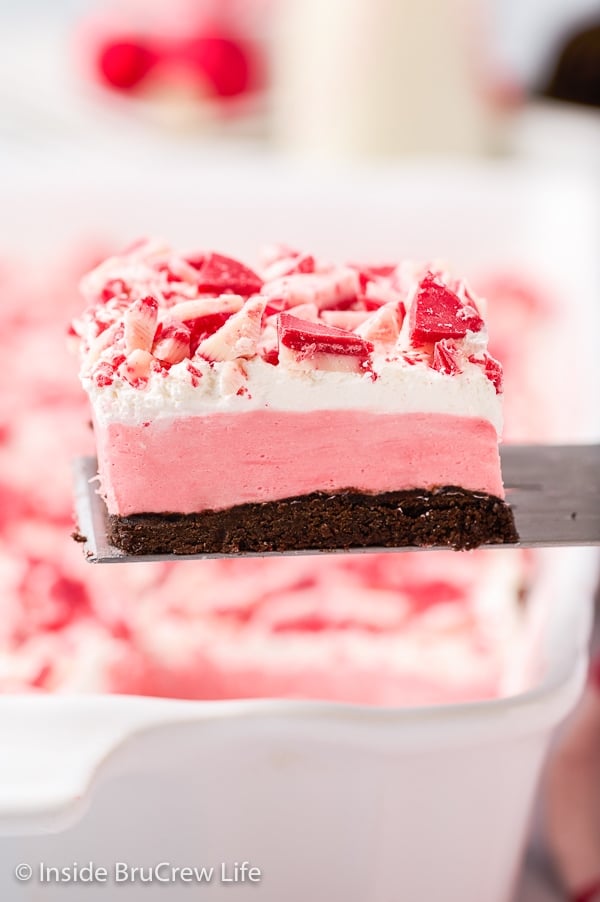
[[72, 240, 517, 554]]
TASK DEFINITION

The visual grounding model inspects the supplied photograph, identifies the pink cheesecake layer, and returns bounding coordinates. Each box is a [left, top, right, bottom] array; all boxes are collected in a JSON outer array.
[[95, 410, 504, 516]]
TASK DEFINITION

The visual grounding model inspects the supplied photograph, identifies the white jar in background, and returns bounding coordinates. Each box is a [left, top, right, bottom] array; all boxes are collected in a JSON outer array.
[[271, 0, 493, 159]]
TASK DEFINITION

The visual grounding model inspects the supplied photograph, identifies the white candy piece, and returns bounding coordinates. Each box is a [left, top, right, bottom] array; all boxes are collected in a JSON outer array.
[[196, 297, 266, 362]]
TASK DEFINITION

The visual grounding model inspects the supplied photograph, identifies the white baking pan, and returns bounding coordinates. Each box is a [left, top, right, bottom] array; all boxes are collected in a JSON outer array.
[[0, 156, 598, 902], [0, 547, 596, 902]]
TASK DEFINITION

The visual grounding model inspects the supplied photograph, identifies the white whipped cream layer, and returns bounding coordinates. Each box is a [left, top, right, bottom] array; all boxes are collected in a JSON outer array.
[[87, 352, 502, 434]]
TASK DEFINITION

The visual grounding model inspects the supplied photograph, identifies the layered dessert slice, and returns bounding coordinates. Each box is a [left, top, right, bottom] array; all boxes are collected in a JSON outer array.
[[72, 239, 518, 554]]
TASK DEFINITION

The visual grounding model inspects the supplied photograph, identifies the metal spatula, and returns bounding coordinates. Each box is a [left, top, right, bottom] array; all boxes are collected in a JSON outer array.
[[73, 445, 600, 563]]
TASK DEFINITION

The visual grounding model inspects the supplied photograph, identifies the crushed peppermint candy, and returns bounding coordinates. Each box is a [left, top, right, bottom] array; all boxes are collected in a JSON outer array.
[[72, 240, 502, 393]]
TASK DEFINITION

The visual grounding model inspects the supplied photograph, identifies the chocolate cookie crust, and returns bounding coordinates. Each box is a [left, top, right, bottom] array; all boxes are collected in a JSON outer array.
[[107, 487, 518, 555]]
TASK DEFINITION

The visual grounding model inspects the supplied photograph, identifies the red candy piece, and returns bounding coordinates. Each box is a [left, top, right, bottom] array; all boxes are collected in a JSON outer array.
[[188, 312, 235, 354], [363, 264, 396, 278], [409, 274, 484, 345], [289, 254, 315, 274], [187, 362, 203, 387], [264, 298, 288, 317], [350, 263, 396, 291], [100, 278, 130, 302], [469, 352, 503, 394], [188, 253, 263, 296], [362, 298, 386, 311], [268, 254, 316, 279], [96, 38, 158, 91], [432, 339, 461, 376], [316, 297, 358, 313], [278, 313, 373, 358], [261, 348, 279, 366], [93, 362, 114, 387], [154, 262, 184, 283]]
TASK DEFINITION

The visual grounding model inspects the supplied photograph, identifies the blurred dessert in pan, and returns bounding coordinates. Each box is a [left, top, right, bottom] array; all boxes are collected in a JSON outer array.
[[0, 244, 553, 701]]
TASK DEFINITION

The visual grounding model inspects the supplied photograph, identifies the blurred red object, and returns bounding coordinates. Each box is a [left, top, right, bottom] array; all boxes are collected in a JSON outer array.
[[77, 1, 266, 108], [179, 36, 251, 98], [571, 878, 600, 902], [94, 31, 255, 99], [97, 38, 160, 91]]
